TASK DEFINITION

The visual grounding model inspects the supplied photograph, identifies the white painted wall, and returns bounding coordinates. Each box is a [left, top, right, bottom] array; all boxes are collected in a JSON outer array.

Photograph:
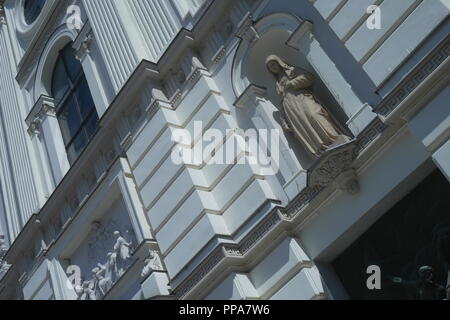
[[0, 0, 448, 300]]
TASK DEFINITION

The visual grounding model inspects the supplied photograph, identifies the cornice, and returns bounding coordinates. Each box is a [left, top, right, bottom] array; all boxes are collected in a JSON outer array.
[[375, 36, 450, 119]]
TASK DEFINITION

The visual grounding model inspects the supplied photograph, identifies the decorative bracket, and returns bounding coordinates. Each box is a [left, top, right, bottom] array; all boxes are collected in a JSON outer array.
[[73, 21, 94, 61], [25, 95, 56, 137], [308, 140, 360, 195], [236, 13, 260, 44]]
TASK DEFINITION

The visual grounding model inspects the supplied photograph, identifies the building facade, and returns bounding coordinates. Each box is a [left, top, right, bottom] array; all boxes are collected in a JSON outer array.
[[0, 0, 449, 300]]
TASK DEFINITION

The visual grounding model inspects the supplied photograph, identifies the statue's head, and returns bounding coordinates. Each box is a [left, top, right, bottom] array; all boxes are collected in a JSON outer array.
[[92, 267, 99, 275], [418, 266, 433, 280], [266, 55, 293, 78], [266, 56, 282, 75], [114, 231, 121, 237]]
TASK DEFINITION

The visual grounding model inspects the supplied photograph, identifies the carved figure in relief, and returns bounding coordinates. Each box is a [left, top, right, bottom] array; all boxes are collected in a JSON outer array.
[[92, 264, 113, 297], [78, 280, 97, 301], [266, 54, 350, 158], [74, 229, 135, 300], [106, 252, 118, 282], [141, 250, 164, 278], [113, 231, 133, 277]]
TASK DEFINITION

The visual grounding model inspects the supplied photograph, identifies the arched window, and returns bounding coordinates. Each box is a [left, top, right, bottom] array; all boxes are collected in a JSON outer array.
[[24, 0, 46, 25], [51, 43, 99, 164]]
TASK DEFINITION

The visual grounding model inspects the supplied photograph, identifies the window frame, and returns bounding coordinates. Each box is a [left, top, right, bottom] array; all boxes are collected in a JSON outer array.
[[51, 44, 99, 164]]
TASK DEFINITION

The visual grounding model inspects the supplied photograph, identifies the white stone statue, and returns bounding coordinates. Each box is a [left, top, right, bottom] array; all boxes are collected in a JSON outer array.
[[113, 231, 133, 277], [141, 250, 164, 278], [92, 264, 113, 298], [105, 252, 118, 281], [113, 231, 132, 261], [78, 280, 97, 301], [73, 229, 136, 300], [266, 55, 351, 158]]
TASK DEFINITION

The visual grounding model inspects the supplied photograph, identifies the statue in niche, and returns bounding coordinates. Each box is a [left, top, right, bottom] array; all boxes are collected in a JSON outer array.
[[266, 55, 351, 158]]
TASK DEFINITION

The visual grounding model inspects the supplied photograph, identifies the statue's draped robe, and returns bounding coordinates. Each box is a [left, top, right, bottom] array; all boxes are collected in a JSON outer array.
[[276, 67, 344, 157]]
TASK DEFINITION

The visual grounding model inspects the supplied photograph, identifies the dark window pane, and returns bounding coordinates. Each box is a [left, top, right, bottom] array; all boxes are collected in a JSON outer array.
[[67, 132, 88, 163], [24, 0, 46, 25], [333, 170, 450, 300], [74, 77, 96, 120], [84, 112, 99, 139], [51, 58, 70, 103], [58, 98, 82, 144], [62, 45, 82, 82], [51, 42, 99, 164]]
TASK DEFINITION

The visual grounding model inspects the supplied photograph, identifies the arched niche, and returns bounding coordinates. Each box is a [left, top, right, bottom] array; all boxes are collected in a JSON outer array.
[[232, 13, 350, 174], [33, 26, 77, 102]]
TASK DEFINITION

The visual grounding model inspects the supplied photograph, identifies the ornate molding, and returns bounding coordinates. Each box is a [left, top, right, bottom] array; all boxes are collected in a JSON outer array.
[[0, 3, 6, 25], [141, 250, 165, 279], [308, 141, 359, 194], [234, 84, 267, 108], [281, 186, 324, 220], [0, 236, 10, 282], [286, 20, 314, 50], [355, 118, 387, 154], [173, 247, 225, 299], [236, 13, 259, 44], [226, 210, 281, 257], [75, 31, 94, 61], [211, 46, 226, 64], [375, 38, 450, 118], [25, 95, 56, 136]]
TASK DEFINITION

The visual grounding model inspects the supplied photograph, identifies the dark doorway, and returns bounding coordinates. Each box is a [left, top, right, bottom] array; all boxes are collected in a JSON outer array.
[[333, 170, 450, 300]]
